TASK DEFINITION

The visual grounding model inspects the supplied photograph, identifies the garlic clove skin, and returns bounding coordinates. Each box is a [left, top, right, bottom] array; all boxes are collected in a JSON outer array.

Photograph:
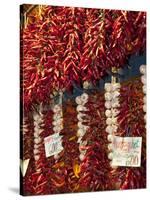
[[139, 64, 146, 74]]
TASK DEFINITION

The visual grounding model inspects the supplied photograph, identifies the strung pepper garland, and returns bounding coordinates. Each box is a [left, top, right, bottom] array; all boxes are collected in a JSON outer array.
[[110, 77, 146, 189]]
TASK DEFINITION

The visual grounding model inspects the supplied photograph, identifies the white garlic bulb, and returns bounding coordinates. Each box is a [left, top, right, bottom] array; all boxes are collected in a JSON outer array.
[[106, 118, 113, 125], [111, 83, 121, 91], [141, 75, 146, 85], [111, 91, 120, 99], [111, 99, 120, 108], [75, 96, 82, 105], [143, 85, 146, 94], [79, 154, 85, 161], [77, 105, 88, 112], [107, 134, 113, 142], [34, 132, 39, 138], [77, 113, 86, 121], [108, 152, 113, 160], [54, 154, 60, 160], [53, 126, 62, 133], [104, 83, 112, 92], [143, 96, 146, 104], [77, 129, 86, 137], [105, 109, 112, 117], [53, 104, 61, 113], [77, 137, 82, 143], [106, 126, 114, 134], [34, 144, 39, 149], [34, 149, 39, 155], [111, 108, 120, 117], [108, 143, 113, 151], [111, 117, 118, 124], [34, 138, 41, 144], [105, 92, 112, 101], [140, 64, 146, 74], [143, 104, 146, 113], [81, 93, 89, 103], [105, 101, 112, 109], [34, 155, 40, 161]]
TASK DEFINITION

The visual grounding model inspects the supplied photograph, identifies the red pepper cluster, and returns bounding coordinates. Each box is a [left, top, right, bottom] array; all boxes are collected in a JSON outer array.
[[21, 6, 146, 111], [77, 91, 113, 191], [111, 78, 146, 189]]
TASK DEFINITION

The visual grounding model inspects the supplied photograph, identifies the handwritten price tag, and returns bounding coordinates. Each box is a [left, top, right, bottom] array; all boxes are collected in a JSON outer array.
[[44, 133, 63, 158], [111, 136, 142, 167]]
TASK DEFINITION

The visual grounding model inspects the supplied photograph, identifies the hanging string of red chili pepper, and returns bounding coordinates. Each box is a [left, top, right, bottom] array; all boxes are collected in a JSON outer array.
[[110, 78, 146, 189], [78, 91, 113, 191]]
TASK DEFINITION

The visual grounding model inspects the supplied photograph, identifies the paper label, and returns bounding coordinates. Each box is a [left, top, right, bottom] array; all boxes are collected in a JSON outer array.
[[111, 136, 142, 167], [44, 133, 63, 157]]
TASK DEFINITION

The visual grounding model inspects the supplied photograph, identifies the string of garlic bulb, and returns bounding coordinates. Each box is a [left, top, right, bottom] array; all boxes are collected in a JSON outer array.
[[139, 64, 146, 122], [33, 105, 44, 165], [75, 93, 89, 161], [52, 92, 64, 160], [104, 82, 121, 165]]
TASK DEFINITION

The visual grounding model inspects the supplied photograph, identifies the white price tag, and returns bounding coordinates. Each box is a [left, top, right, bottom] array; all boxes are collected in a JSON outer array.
[[44, 133, 63, 158], [111, 136, 142, 167]]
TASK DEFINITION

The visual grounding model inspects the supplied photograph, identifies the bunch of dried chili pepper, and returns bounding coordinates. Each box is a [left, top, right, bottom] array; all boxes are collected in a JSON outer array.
[[110, 78, 146, 189], [78, 92, 113, 191]]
